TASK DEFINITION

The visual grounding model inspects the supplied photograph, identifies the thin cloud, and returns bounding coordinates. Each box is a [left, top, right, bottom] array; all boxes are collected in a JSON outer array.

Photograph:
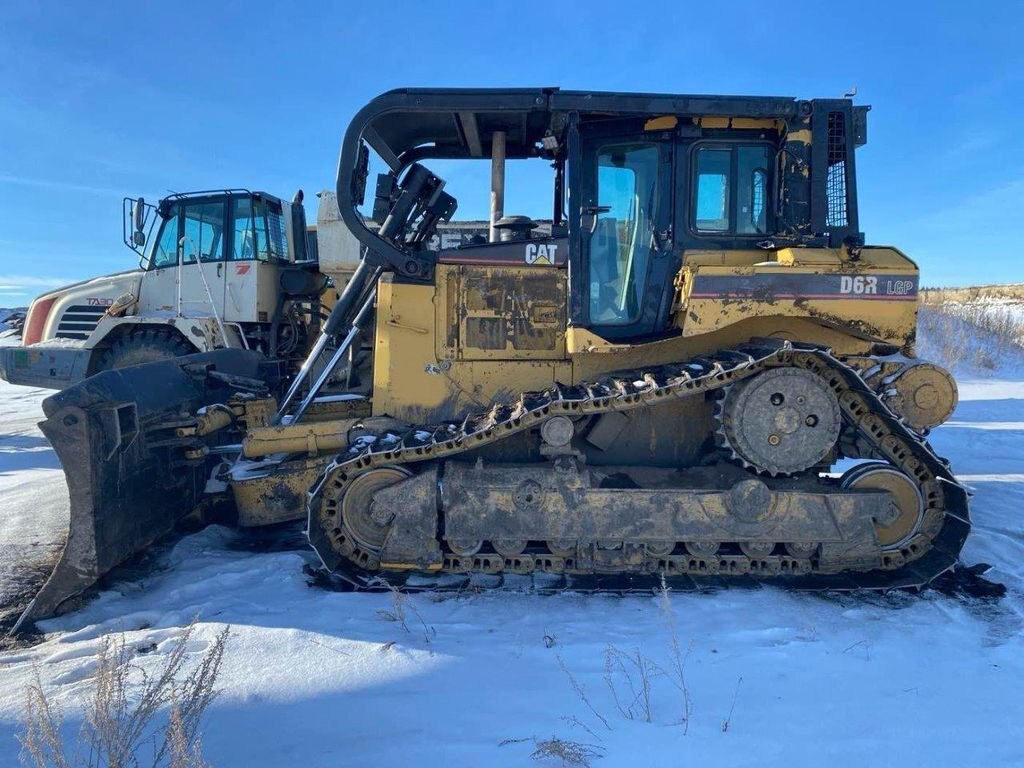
[[902, 177, 1024, 232], [0, 173, 124, 197], [938, 127, 1004, 165], [0, 275, 81, 290]]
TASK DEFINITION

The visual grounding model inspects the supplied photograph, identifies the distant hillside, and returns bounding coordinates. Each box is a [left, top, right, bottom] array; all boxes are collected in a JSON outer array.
[[0, 308, 26, 334], [917, 283, 1024, 374], [921, 284, 1024, 303]]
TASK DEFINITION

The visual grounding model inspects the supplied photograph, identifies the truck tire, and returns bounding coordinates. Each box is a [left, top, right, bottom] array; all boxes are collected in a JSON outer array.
[[96, 328, 195, 371]]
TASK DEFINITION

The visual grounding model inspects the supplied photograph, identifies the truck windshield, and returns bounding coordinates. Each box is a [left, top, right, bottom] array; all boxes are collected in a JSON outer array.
[[149, 200, 227, 267], [181, 203, 225, 263], [151, 205, 181, 268]]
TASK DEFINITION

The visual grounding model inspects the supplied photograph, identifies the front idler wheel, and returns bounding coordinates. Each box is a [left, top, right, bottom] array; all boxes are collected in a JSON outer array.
[[840, 462, 924, 548], [315, 465, 412, 569]]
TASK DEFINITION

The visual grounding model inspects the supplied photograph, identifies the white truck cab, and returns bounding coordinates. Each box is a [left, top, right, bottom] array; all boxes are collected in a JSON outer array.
[[1, 189, 330, 389], [0, 187, 489, 390]]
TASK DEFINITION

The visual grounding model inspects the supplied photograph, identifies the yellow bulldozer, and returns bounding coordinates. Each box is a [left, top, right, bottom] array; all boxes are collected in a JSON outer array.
[[16, 87, 968, 630]]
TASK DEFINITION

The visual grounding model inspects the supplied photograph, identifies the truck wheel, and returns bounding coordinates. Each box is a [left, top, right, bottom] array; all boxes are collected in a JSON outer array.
[[97, 329, 195, 371]]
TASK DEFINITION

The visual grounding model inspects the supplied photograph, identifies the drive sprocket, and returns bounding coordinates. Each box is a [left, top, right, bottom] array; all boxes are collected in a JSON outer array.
[[718, 367, 841, 475]]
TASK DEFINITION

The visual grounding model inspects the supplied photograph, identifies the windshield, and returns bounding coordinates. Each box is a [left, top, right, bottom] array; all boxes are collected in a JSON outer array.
[[150, 197, 285, 268], [181, 202, 225, 263], [150, 200, 226, 267], [151, 204, 181, 268]]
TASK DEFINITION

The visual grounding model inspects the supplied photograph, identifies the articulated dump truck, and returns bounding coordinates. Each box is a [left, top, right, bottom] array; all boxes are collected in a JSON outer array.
[[18, 88, 967, 630]]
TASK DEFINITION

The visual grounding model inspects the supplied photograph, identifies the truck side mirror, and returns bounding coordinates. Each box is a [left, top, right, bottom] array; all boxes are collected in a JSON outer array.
[[132, 197, 147, 247], [133, 197, 146, 230]]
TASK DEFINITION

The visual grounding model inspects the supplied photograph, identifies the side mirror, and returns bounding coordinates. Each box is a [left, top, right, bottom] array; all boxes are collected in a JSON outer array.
[[132, 197, 146, 230], [131, 197, 147, 247]]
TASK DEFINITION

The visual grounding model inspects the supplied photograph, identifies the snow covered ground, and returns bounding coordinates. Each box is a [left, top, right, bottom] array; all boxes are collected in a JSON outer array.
[[0, 309, 26, 337], [0, 345, 1022, 765], [0, 383, 66, 633]]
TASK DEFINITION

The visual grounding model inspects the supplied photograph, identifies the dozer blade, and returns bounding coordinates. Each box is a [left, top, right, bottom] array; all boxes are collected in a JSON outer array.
[[13, 349, 272, 632]]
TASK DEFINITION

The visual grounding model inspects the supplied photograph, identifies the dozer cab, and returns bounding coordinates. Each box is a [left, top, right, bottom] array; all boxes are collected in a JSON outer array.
[[18, 88, 968, 630]]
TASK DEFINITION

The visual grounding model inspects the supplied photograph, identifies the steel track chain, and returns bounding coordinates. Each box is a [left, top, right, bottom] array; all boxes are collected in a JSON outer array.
[[306, 341, 970, 592]]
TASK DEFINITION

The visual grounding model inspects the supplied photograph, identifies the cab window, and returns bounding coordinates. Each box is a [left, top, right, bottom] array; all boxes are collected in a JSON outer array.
[[266, 203, 289, 261], [180, 203, 224, 263], [694, 149, 730, 231], [589, 143, 659, 326], [692, 145, 771, 236], [232, 198, 259, 260], [151, 209, 180, 269], [232, 197, 289, 261]]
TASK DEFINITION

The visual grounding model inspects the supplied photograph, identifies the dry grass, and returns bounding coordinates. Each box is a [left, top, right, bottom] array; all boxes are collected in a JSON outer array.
[[498, 736, 605, 768], [557, 656, 611, 732], [19, 621, 228, 768], [721, 677, 743, 733], [658, 578, 693, 733], [530, 737, 603, 767], [373, 580, 435, 643], [555, 579, 695, 735], [917, 308, 1000, 370], [602, 647, 658, 723], [920, 284, 1024, 303], [920, 286, 1024, 346], [917, 284, 1024, 370]]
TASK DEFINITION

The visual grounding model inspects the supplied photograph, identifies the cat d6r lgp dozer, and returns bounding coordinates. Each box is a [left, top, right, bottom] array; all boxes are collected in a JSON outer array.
[[22, 88, 968, 627]]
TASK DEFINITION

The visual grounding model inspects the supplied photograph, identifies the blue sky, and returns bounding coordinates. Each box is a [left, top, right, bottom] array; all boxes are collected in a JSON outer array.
[[0, 0, 1021, 306]]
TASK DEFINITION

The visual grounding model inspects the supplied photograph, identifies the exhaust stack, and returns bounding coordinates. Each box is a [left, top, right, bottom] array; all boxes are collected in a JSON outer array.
[[489, 130, 506, 242]]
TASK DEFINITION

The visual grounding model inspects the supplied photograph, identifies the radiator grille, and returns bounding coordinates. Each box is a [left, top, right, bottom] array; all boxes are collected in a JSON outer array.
[[55, 304, 106, 340]]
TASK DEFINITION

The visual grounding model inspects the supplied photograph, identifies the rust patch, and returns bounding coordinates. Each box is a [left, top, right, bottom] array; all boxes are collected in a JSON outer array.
[[449, 266, 566, 358], [803, 305, 884, 340], [446, 270, 460, 349], [263, 481, 302, 513]]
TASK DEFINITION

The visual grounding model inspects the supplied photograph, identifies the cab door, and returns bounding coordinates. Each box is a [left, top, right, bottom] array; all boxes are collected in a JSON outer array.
[[177, 200, 228, 319], [575, 124, 675, 340], [138, 199, 228, 319], [223, 195, 287, 324]]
